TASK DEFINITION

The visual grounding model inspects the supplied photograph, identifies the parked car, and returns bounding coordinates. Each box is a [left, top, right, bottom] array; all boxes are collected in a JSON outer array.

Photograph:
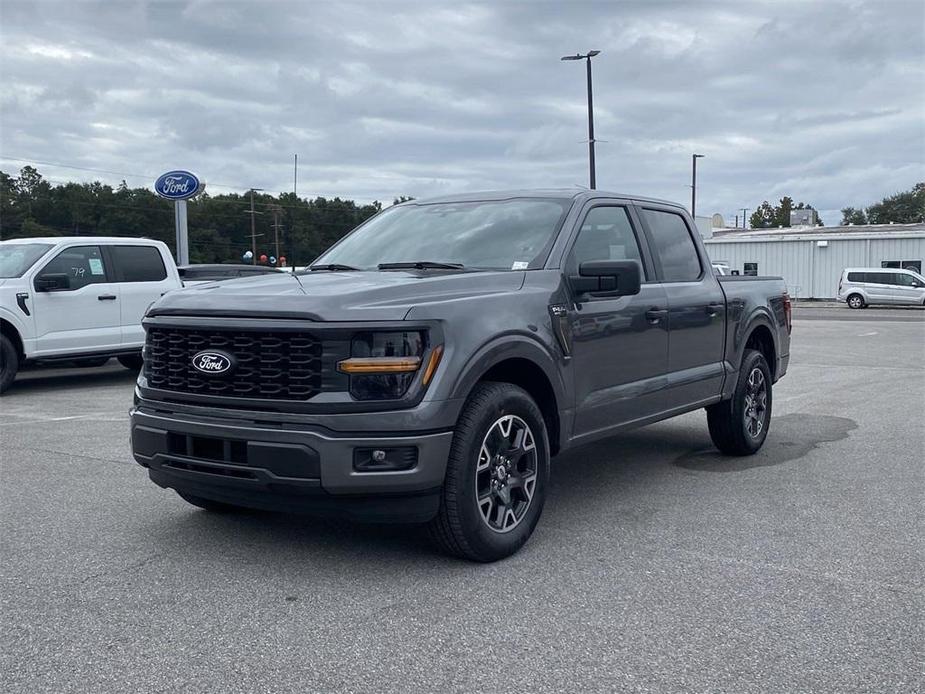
[[130, 190, 792, 561], [837, 267, 925, 308], [178, 263, 284, 285], [0, 237, 181, 392]]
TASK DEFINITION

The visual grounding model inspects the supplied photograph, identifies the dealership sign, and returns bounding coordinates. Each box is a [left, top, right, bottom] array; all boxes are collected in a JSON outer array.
[[154, 170, 201, 200]]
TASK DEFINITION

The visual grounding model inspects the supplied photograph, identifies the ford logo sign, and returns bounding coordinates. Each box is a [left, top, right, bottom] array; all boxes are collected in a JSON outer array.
[[191, 350, 235, 375], [155, 170, 201, 200]]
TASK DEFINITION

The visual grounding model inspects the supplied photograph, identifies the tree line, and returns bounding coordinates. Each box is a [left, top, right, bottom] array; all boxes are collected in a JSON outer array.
[[0, 166, 406, 265]]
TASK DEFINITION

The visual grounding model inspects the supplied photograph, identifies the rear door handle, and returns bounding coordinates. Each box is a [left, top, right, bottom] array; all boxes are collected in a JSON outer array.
[[645, 308, 668, 323], [98, 294, 117, 301]]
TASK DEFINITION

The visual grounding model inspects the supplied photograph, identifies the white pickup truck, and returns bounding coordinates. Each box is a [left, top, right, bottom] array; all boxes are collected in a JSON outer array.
[[0, 237, 181, 392]]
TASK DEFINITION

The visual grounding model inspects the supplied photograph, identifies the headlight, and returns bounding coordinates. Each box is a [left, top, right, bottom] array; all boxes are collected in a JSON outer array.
[[338, 331, 426, 400]]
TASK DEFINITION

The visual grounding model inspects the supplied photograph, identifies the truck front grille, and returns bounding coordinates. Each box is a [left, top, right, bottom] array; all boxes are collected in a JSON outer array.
[[145, 326, 323, 400]]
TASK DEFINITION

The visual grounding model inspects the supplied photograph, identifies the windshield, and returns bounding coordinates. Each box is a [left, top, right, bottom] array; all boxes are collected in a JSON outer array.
[[0, 243, 53, 278], [314, 198, 572, 271]]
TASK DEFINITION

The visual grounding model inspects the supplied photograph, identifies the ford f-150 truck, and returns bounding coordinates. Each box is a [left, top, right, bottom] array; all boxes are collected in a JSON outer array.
[[131, 190, 791, 561]]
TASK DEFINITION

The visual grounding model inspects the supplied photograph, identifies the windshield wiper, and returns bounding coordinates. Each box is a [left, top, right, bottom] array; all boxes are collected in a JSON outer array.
[[377, 261, 465, 271], [309, 263, 361, 271]]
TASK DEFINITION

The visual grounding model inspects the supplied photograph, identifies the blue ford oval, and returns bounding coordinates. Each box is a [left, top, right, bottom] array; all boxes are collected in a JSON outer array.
[[155, 170, 201, 200]]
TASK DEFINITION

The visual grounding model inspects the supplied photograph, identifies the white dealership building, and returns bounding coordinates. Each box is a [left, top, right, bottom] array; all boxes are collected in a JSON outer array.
[[701, 222, 925, 299]]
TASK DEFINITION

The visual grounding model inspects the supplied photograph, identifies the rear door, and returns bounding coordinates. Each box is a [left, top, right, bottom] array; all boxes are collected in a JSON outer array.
[[637, 205, 726, 409], [31, 244, 122, 355], [106, 244, 173, 347], [565, 202, 669, 438], [865, 272, 894, 304]]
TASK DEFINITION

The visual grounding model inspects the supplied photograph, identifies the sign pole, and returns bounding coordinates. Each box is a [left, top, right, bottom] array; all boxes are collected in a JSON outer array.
[[174, 199, 190, 265]]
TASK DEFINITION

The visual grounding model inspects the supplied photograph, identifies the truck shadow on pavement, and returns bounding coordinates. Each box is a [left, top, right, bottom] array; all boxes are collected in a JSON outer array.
[[144, 413, 857, 564], [672, 413, 857, 472], [6, 364, 137, 394]]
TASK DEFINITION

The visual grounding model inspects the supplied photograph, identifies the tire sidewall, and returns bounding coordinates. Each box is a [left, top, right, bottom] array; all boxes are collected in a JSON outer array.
[[734, 351, 773, 453], [449, 385, 550, 560], [847, 294, 864, 309]]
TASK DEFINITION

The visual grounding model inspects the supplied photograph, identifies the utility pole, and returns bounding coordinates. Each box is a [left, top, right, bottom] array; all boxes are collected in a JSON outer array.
[[246, 188, 264, 264], [271, 206, 284, 262], [294, 154, 298, 197], [740, 208, 749, 229], [691, 153, 705, 218], [561, 50, 601, 189]]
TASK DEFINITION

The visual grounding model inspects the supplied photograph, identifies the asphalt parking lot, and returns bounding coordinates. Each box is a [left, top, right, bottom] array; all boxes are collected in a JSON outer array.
[[2, 307, 922, 693]]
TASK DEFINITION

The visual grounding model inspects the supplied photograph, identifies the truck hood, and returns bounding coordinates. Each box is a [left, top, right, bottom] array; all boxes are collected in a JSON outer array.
[[148, 269, 524, 321]]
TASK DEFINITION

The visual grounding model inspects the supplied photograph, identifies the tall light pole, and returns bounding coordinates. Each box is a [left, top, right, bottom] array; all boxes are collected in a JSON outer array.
[[691, 153, 705, 218], [561, 50, 601, 189]]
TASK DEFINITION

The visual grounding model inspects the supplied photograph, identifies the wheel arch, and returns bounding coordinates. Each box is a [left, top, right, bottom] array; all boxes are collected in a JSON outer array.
[[450, 336, 568, 456], [0, 317, 25, 359]]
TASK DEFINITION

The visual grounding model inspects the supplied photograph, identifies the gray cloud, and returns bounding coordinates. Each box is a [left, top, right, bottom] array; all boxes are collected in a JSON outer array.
[[1, 0, 922, 224]]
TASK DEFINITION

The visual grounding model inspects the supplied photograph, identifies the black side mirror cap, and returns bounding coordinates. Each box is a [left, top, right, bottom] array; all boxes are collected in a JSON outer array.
[[571, 260, 642, 298], [35, 273, 70, 292]]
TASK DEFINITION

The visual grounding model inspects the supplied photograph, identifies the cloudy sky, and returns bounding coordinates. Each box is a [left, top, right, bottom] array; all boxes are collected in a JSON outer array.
[[1, 0, 923, 225]]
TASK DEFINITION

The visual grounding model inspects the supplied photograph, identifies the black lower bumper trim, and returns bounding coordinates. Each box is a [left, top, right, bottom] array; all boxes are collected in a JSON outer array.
[[149, 468, 440, 523]]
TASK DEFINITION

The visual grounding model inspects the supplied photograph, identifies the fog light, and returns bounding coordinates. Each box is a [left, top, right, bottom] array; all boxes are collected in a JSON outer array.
[[353, 447, 418, 472]]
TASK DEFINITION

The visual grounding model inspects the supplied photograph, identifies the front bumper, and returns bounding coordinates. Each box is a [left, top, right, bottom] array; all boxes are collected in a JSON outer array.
[[131, 404, 454, 523]]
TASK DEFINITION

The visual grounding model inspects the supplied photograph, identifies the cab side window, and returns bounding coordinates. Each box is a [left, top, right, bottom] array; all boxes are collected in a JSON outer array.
[[567, 206, 645, 279], [39, 245, 108, 290], [640, 208, 702, 282], [111, 245, 167, 282]]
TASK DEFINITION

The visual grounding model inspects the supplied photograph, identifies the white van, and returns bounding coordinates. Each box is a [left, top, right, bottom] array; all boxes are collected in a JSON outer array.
[[0, 237, 181, 392], [837, 267, 925, 309]]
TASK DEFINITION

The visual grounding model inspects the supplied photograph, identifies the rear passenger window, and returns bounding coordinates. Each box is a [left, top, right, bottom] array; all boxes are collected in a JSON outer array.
[[847, 272, 863, 282], [40, 245, 108, 290], [568, 206, 645, 278], [867, 273, 889, 284], [640, 209, 702, 281], [112, 245, 167, 282]]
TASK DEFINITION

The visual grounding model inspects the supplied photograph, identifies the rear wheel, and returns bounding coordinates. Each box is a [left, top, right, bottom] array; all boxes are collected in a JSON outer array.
[[847, 293, 865, 309], [118, 354, 144, 371], [706, 349, 772, 456], [0, 334, 19, 394], [428, 382, 550, 562], [177, 492, 242, 513]]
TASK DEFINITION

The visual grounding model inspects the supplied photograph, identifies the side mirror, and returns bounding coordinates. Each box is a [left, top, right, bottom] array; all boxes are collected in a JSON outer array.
[[35, 273, 70, 292], [570, 260, 641, 298]]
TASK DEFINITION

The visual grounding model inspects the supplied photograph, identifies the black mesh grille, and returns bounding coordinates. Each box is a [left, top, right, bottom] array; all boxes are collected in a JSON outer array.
[[145, 326, 322, 400]]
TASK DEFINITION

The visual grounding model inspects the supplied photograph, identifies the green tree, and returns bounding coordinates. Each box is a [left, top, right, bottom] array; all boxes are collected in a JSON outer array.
[[864, 183, 925, 224], [840, 207, 867, 225], [749, 196, 823, 229]]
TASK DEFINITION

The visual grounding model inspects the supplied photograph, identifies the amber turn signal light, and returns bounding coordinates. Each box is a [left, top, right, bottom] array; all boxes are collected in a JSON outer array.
[[422, 345, 444, 385], [337, 357, 422, 374]]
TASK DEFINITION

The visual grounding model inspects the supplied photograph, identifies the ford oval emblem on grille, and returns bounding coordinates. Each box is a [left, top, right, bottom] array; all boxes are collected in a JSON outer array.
[[191, 350, 235, 375]]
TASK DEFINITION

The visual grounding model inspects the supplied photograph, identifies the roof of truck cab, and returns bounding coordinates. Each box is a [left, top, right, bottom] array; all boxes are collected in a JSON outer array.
[[405, 189, 685, 208], [0, 236, 166, 245]]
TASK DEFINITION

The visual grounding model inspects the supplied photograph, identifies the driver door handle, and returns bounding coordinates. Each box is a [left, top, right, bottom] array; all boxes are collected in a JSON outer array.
[[98, 294, 117, 301], [645, 308, 668, 323]]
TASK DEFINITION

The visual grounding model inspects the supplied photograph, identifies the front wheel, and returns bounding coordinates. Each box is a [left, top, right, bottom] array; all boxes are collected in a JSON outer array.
[[428, 382, 550, 562], [118, 354, 144, 371], [0, 334, 19, 394], [706, 349, 772, 456]]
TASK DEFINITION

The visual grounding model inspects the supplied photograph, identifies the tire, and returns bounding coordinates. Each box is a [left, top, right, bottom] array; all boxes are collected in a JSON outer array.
[[118, 354, 144, 371], [847, 293, 865, 309], [0, 334, 19, 394], [428, 382, 550, 562], [177, 491, 242, 513], [706, 349, 772, 456]]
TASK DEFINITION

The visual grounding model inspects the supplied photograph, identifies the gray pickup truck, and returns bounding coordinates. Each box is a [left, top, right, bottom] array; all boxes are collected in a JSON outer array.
[[131, 190, 791, 561]]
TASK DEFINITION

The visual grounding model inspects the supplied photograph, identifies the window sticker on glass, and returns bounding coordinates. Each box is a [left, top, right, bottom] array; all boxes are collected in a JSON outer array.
[[511, 261, 529, 270], [88, 258, 105, 275]]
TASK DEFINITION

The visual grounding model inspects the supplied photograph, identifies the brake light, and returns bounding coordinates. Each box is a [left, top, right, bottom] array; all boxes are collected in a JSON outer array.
[[783, 293, 792, 334]]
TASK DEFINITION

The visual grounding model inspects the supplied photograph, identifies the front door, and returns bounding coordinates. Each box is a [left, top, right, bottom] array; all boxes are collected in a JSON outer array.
[[31, 245, 122, 356], [566, 204, 669, 440], [637, 206, 726, 408], [890, 272, 925, 305]]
